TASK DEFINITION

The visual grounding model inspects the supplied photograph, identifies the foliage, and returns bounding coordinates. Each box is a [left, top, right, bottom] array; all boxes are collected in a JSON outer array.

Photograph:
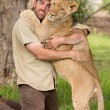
[[73, 0, 110, 23], [103, 0, 110, 12], [72, 0, 92, 23]]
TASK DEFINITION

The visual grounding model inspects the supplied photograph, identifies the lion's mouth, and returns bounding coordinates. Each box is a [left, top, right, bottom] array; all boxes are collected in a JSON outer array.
[[47, 13, 56, 21]]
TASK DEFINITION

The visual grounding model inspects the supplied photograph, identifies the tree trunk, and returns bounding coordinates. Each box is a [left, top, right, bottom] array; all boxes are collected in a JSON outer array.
[[0, 0, 29, 85]]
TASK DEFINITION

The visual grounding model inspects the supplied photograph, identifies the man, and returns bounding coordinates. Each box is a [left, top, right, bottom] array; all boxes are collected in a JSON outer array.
[[0, 0, 90, 110]]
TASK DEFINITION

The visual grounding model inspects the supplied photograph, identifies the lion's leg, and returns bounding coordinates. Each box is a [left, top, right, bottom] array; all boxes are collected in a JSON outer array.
[[71, 79, 95, 110], [73, 104, 90, 110], [72, 90, 91, 110]]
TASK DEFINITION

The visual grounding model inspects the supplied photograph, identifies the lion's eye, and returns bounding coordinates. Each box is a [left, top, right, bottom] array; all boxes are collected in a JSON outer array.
[[53, 3, 56, 7], [60, 8, 64, 11]]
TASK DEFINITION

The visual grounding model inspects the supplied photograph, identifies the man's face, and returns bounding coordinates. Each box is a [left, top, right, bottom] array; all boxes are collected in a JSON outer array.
[[34, 0, 51, 20]]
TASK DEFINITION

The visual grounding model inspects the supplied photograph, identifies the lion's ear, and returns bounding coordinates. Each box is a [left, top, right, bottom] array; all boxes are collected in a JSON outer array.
[[70, 1, 78, 13], [65, 1, 78, 14]]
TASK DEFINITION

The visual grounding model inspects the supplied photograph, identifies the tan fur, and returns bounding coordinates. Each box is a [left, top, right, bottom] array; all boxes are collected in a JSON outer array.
[[20, 0, 104, 110]]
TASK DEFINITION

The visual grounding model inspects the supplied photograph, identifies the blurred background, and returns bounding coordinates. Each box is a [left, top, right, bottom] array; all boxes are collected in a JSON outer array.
[[0, 0, 110, 109]]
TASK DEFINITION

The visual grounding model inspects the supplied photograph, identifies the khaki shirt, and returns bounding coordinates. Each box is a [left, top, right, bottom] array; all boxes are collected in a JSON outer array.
[[12, 18, 56, 91], [12, 17, 90, 91]]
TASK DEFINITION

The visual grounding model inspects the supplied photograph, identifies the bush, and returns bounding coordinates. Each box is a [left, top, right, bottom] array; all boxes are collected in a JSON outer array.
[[72, 0, 92, 23], [103, 0, 110, 12]]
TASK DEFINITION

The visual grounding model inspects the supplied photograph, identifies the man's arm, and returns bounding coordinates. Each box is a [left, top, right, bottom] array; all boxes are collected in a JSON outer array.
[[25, 42, 80, 61]]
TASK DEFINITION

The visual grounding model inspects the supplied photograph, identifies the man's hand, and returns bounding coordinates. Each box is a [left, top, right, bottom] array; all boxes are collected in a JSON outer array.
[[44, 36, 65, 49]]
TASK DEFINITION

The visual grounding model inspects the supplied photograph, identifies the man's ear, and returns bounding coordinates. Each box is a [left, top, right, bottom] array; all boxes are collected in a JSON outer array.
[[33, 0, 36, 8], [65, 1, 78, 14]]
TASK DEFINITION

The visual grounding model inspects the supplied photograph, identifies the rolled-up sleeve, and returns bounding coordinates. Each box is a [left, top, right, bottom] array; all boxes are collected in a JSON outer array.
[[14, 18, 40, 45]]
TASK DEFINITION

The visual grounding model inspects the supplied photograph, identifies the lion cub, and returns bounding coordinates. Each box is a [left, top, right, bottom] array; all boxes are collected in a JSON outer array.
[[21, 0, 104, 110], [45, 0, 104, 110]]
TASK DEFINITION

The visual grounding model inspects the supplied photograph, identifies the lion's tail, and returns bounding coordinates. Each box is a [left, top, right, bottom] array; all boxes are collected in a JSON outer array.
[[95, 80, 104, 110]]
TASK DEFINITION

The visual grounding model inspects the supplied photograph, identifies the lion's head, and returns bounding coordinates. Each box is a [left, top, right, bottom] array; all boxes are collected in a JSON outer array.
[[47, 0, 78, 22]]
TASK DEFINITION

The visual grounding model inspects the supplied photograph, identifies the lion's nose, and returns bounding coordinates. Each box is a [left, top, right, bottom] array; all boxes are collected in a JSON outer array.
[[50, 14, 55, 19], [51, 14, 54, 17]]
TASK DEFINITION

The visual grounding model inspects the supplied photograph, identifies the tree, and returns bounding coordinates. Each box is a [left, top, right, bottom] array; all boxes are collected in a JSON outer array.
[[0, 0, 28, 84]]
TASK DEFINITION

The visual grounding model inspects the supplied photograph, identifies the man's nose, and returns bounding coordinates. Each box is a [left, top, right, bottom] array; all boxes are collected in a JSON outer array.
[[41, 5, 47, 11]]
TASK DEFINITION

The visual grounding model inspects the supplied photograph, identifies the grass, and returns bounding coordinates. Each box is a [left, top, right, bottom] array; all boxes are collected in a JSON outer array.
[[88, 32, 110, 70], [0, 32, 110, 109], [0, 85, 19, 102]]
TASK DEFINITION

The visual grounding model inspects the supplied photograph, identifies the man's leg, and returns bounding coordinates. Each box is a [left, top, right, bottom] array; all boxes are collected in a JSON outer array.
[[18, 84, 46, 110], [45, 89, 58, 110]]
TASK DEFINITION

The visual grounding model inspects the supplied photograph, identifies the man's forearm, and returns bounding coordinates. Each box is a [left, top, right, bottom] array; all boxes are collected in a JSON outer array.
[[37, 48, 72, 61], [25, 42, 79, 61]]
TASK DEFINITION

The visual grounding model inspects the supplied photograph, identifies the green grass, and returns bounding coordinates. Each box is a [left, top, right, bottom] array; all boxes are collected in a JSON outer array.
[[88, 32, 110, 71], [0, 32, 110, 109], [0, 85, 19, 102]]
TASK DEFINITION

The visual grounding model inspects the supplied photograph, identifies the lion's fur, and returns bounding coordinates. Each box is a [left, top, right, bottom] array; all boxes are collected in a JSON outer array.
[[20, 0, 104, 110]]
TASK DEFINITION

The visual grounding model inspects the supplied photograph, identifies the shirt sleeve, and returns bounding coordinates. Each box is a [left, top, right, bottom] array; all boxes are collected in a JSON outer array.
[[73, 23, 91, 36], [14, 18, 40, 45]]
